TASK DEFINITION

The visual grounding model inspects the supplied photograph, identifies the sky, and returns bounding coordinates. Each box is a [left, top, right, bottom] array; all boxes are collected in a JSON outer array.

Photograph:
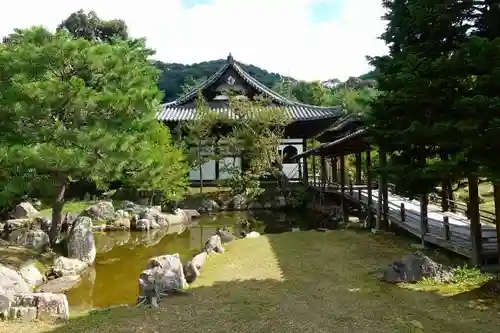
[[0, 0, 388, 81]]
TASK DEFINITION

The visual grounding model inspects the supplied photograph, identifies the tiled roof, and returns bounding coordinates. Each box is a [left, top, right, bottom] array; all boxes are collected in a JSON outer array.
[[157, 105, 342, 122], [157, 54, 342, 122]]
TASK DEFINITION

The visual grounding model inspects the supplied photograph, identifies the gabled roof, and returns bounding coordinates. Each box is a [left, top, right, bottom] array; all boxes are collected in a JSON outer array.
[[157, 53, 343, 122]]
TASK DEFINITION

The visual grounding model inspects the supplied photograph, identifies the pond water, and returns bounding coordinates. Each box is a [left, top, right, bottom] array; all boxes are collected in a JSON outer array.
[[66, 210, 330, 311]]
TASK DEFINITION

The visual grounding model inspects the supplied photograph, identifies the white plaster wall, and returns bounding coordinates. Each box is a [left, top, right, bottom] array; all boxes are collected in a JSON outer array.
[[219, 157, 242, 180]]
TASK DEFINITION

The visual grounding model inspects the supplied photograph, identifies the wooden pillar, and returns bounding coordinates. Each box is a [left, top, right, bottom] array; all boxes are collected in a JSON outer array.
[[320, 155, 327, 190], [312, 154, 317, 187], [379, 149, 389, 229], [468, 174, 482, 267], [420, 193, 429, 245], [366, 150, 373, 227], [332, 157, 337, 182], [340, 154, 348, 223], [302, 139, 308, 185], [355, 152, 362, 185], [376, 179, 383, 229], [493, 183, 500, 266]]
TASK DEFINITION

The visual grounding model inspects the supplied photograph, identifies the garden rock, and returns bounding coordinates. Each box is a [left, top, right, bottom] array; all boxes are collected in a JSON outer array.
[[4, 219, 31, 232], [216, 227, 237, 243], [0, 264, 30, 294], [380, 251, 454, 283], [138, 254, 188, 307], [231, 194, 247, 210], [121, 201, 144, 214], [198, 199, 219, 214], [67, 216, 96, 265], [135, 218, 151, 231], [19, 262, 44, 289], [7, 293, 69, 321], [204, 234, 225, 254], [38, 275, 81, 294], [33, 216, 52, 233], [19, 230, 50, 251], [83, 201, 114, 221], [10, 202, 39, 219], [106, 211, 131, 231], [183, 252, 207, 283], [53, 256, 88, 276]]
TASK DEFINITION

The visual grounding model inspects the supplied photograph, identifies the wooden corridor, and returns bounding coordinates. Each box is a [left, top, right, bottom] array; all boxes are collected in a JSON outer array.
[[310, 181, 498, 261]]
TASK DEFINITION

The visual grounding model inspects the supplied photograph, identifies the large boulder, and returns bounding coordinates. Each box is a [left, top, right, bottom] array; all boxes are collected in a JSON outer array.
[[10, 202, 39, 219], [203, 234, 225, 254], [138, 254, 188, 307], [38, 275, 81, 294], [33, 216, 52, 234], [183, 252, 208, 284], [216, 227, 237, 243], [9, 229, 50, 251], [198, 199, 219, 214], [82, 201, 114, 221], [4, 219, 32, 233], [6, 293, 69, 321], [380, 251, 454, 283], [19, 262, 44, 289], [106, 210, 131, 231], [0, 264, 30, 294], [53, 256, 88, 276], [67, 216, 96, 265]]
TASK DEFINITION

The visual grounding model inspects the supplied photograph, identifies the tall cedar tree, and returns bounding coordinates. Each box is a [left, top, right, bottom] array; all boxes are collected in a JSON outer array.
[[0, 27, 188, 245], [367, 0, 473, 197], [460, 1, 500, 183]]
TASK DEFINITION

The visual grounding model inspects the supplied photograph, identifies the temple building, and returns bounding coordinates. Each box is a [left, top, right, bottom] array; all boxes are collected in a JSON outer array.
[[156, 54, 343, 183]]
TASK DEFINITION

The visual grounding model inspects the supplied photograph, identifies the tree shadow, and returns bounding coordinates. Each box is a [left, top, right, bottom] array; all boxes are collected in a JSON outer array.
[[32, 228, 500, 333]]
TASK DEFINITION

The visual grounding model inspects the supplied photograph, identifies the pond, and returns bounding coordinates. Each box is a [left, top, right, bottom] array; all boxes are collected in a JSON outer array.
[[65, 210, 331, 311]]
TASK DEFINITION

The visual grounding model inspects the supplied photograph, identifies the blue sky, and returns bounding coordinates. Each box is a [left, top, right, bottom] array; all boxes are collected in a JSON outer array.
[[0, 0, 387, 81]]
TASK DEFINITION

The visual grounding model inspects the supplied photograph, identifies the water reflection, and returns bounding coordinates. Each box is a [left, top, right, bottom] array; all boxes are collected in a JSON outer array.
[[66, 210, 328, 311]]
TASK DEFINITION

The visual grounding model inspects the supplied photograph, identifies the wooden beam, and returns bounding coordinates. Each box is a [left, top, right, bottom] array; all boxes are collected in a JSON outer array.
[[366, 150, 373, 227], [340, 154, 348, 223], [468, 174, 482, 267]]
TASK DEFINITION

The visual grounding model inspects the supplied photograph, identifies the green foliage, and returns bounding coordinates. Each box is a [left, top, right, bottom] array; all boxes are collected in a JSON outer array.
[[184, 92, 291, 197], [451, 265, 492, 285], [0, 27, 187, 218], [57, 9, 128, 42], [367, 0, 475, 197]]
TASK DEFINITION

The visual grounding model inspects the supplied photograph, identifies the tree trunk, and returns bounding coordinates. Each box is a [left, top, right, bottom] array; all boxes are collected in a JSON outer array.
[[493, 183, 500, 266], [49, 173, 68, 247], [468, 174, 482, 267]]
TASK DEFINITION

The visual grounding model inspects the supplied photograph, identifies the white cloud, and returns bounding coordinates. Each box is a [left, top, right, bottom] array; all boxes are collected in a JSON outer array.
[[0, 0, 388, 81]]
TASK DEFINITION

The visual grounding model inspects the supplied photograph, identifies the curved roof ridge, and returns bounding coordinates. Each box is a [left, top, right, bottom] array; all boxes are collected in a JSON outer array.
[[165, 54, 341, 113], [165, 61, 231, 107], [232, 62, 341, 110]]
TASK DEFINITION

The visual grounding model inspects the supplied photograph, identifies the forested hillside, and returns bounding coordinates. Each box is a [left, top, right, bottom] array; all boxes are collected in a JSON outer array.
[[155, 59, 296, 102], [155, 59, 375, 102]]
